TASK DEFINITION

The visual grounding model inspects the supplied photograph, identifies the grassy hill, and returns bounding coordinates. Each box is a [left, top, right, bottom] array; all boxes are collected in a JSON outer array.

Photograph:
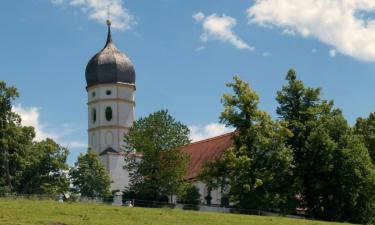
[[0, 198, 352, 225]]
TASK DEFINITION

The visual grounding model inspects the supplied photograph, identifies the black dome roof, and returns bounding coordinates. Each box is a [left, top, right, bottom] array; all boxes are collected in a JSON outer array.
[[85, 24, 135, 88]]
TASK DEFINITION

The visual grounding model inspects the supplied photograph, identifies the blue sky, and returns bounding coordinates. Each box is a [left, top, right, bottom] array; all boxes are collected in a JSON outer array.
[[1, 0, 375, 164]]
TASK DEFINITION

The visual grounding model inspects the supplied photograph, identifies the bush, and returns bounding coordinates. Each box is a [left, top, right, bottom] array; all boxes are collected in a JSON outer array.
[[178, 184, 201, 211]]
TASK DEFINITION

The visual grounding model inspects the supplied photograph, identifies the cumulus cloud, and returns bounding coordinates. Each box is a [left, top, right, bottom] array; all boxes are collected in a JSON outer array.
[[13, 104, 86, 148], [189, 123, 234, 142], [51, 0, 134, 30], [329, 49, 337, 57], [281, 29, 296, 36], [13, 105, 53, 141], [247, 0, 375, 62], [195, 46, 206, 52], [193, 12, 254, 50]]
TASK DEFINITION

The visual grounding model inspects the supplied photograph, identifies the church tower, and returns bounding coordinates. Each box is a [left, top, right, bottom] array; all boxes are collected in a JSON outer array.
[[85, 19, 136, 191]]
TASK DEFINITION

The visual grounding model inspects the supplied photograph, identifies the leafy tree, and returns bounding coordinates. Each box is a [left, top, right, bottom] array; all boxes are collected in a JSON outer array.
[[17, 139, 69, 195], [0, 81, 40, 194], [201, 76, 294, 212], [276, 69, 375, 223], [178, 183, 201, 210], [0, 81, 70, 196], [354, 112, 375, 164], [124, 110, 190, 202], [70, 149, 111, 198], [0, 81, 21, 193]]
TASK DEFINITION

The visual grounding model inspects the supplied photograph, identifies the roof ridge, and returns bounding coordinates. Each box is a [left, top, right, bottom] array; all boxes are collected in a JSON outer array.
[[188, 131, 235, 146]]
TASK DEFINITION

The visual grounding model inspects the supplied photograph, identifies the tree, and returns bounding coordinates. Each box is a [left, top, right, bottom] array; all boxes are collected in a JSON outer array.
[[17, 139, 69, 195], [276, 69, 375, 223], [0, 81, 41, 194], [0, 81, 21, 193], [70, 149, 111, 198], [0, 81, 70, 195], [201, 76, 294, 212], [124, 110, 190, 202], [178, 183, 201, 210], [354, 112, 375, 164]]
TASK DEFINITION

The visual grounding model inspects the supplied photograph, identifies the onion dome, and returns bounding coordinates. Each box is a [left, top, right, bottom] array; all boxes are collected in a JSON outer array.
[[85, 19, 135, 88]]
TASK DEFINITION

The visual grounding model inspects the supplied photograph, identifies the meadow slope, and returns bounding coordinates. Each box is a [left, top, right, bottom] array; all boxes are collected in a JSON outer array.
[[0, 198, 353, 225]]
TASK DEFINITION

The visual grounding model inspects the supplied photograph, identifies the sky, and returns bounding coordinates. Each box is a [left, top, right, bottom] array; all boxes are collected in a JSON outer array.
[[1, 0, 375, 165]]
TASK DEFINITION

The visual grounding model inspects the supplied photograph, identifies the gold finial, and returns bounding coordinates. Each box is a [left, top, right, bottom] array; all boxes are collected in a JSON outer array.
[[106, 19, 112, 26]]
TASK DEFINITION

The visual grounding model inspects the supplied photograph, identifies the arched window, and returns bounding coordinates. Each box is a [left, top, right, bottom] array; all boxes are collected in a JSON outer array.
[[105, 107, 113, 121], [92, 108, 97, 123]]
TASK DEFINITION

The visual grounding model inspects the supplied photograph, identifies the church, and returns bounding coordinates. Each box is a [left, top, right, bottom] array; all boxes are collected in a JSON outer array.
[[84, 19, 232, 205]]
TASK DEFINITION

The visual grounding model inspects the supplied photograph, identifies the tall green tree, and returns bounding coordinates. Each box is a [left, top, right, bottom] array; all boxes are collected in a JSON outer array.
[[70, 149, 111, 198], [18, 139, 69, 195], [276, 69, 375, 223], [354, 112, 375, 164], [0, 81, 37, 194], [0, 81, 70, 195], [124, 110, 190, 201], [201, 76, 294, 211]]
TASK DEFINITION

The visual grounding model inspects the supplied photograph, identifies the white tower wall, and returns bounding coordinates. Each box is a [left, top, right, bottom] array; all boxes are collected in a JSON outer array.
[[87, 83, 135, 191]]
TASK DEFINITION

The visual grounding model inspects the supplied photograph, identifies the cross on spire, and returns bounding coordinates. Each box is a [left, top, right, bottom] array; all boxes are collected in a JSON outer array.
[[105, 5, 113, 46], [106, 5, 112, 26]]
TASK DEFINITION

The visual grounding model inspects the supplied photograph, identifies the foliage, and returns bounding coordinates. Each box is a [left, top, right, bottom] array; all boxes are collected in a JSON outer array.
[[178, 183, 201, 210], [0, 198, 350, 225], [201, 76, 295, 212], [124, 110, 190, 202], [0, 81, 23, 193], [354, 112, 375, 164], [17, 139, 70, 195], [276, 69, 375, 223], [70, 149, 111, 198], [0, 81, 69, 195]]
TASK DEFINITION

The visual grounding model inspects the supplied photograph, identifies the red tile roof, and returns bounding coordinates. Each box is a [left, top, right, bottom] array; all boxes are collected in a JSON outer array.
[[181, 132, 235, 180]]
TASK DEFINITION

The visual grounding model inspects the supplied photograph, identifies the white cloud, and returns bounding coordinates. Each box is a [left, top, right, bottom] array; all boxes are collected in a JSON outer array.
[[193, 12, 205, 22], [281, 29, 296, 36], [51, 0, 64, 5], [330, 49, 337, 57], [60, 141, 87, 148], [13, 104, 86, 149], [312, 48, 318, 53], [13, 105, 53, 141], [195, 46, 205, 52], [189, 123, 234, 142], [194, 12, 254, 50], [51, 0, 134, 30], [262, 51, 270, 57], [247, 0, 375, 62]]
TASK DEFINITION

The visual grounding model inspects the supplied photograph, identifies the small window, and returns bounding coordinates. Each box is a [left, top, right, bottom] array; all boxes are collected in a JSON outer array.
[[105, 107, 113, 121], [92, 92, 96, 97], [106, 90, 112, 96], [92, 109, 97, 123]]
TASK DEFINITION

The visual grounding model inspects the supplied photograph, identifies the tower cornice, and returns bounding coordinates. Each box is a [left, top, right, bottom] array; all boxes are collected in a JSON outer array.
[[87, 98, 135, 106], [86, 82, 136, 91]]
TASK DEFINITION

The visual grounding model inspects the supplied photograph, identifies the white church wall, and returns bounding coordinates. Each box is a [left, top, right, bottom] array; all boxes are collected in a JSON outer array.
[[118, 85, 135, 101], [193, 181, 222, 205], [87, 83, 135, 192], [108, 153, 130, 191], [118, 102, 134, 128], [98, 128, 119, 151]]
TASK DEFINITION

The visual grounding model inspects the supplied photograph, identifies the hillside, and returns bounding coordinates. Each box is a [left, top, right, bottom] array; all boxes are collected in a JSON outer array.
[[0, 198, 352, 225]]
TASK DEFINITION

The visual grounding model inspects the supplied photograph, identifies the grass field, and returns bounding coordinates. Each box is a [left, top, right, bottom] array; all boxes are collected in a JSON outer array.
[[0, 198, 353, 225]]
